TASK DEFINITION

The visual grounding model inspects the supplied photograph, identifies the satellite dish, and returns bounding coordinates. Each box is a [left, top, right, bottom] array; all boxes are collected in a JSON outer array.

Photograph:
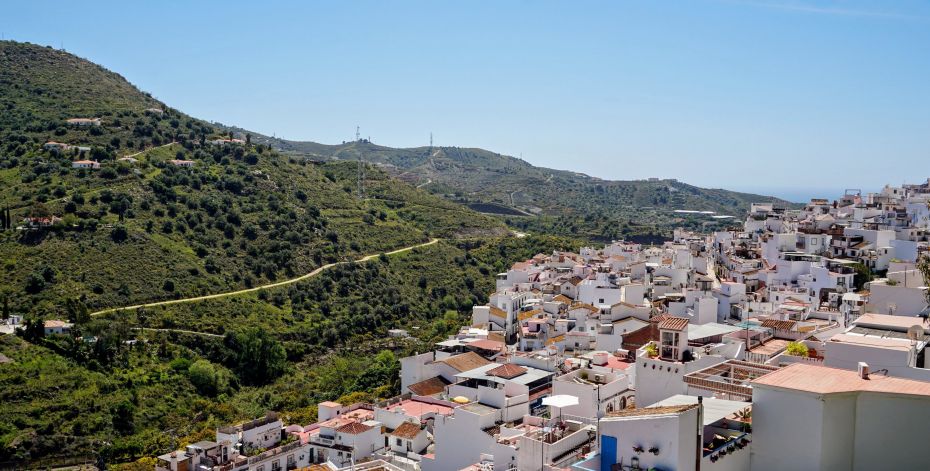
[[907, 325, 924, 341]]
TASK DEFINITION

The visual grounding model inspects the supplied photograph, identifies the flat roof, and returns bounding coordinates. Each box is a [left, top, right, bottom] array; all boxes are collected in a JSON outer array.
[[854, 313, 929, 332], [827, 333, 913, 352], [649, 395, 750, 426], [752, 363, 930, 397], [384, 398, 454, 418], [461, 402, 499, 415], [687, 323, 741, 340]]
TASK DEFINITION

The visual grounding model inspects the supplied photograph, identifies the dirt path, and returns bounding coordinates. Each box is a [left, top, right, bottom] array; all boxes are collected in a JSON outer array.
[[91, 238, 439, 317]]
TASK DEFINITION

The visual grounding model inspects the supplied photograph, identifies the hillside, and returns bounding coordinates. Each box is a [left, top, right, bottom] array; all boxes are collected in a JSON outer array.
[[0, 41, 543, 465], [241, 131, 792, 241], [0, 41, 506, 318]]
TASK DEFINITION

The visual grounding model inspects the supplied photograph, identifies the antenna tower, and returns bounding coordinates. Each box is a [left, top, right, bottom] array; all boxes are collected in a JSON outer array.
[[356, 126, 361, 142]]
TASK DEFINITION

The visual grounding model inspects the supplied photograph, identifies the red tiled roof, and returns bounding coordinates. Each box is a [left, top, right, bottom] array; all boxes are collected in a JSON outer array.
[[761, 319, 797, 331], [657, 317, 689, 331], [487, 363, 527, 379], [438, 352, 491, 372], [752, 363, 930, 397], [489, 306, 507, 318], [468, 339, 505, 352], [407, 376, 450, 396], [390, 421, 423, 439], [337, 422, 372, 435]]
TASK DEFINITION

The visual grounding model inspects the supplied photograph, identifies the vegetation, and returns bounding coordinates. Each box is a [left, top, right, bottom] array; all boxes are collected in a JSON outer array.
[[0, 40, 560, 465], [786, 341, 809, 357], [919, 255, 930, 304], [241, 130, 797, 241]]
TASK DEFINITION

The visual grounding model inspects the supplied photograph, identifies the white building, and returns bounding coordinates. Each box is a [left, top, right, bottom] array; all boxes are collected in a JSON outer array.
[[751, 362, 930, 471]]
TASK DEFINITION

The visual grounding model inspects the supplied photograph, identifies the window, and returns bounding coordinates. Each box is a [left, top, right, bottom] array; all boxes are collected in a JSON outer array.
[[396, 438, 403, 446], [271, 461, 280, 471], [811, 239, 818, 246], [257, 466, 265, 471], [599, 298, 605, 304]]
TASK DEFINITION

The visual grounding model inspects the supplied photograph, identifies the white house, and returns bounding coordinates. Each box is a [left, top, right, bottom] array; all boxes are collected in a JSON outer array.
[[751, 362, 930, 471]]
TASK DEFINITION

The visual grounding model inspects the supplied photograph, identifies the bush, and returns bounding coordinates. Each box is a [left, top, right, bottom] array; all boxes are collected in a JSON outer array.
[[786, 341, 809, 357]]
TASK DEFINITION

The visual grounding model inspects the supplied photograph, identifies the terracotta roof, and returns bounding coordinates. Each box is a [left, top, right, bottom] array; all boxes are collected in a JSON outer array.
[[43, 320, 71, 328], [552, 294, 572, 303], [570, 303, 599, 313], [518, 309, 543, 322], [319, 401, 342, 408], [467, 339, 505, 352], [657, 317, 689, 332], [336, 422, 372, 435], [489, 306, 507, 318], [546, 334, 566, 345], [760, 319, 797, 331], [438, 352, 491, 372], [390, 421, 423, 439], [407, 376, 450, 396], [752, 363, 930, 397], [606, 404, 699, 418], [568, 276, 583, 286], [486, 363, 527, 379]]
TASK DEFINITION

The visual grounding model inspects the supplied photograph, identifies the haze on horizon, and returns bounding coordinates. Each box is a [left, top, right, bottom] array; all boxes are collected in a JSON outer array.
[[3, 0, 929, 200]]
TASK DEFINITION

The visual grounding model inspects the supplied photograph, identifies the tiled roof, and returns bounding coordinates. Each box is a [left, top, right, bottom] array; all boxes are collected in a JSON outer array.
[[487, 363, 527, 379], [336, 422, 372, 435], [552, 294, 572, 303], [438, 352, 491, 372], [606, 404, 699, 418], [518, 309, 542, 322], [489, 306, 507, 318], [657, 317, 689, 332], [570, 303, 599, 312], [407, 376, 450, 396], [760, 319, 797, 331], [467, 339, 505, 352], [545, 334, 565, 345], [752, 363, 930, 397], [390, 421, 423, 439]]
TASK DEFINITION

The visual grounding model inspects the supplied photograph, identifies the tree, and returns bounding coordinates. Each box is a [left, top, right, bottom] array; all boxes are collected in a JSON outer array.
[[224, 328, 287, 385], [25, 272, 46, 294], [111, 225, 129, 243], [919, 255, 930, 305], [111, 400, 135, 435], [786, 341, 809, 357], [162, 279, 175, 292], [1, 292, 9, 320], [188, 359, 231, 396]]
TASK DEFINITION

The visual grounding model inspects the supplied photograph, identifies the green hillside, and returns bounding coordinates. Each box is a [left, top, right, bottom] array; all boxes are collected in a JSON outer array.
[[244, 132, 792, 241], [0, 40, 540, 465]]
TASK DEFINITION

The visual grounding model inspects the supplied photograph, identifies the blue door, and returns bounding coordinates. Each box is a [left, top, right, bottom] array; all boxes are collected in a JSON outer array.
[[601, 435, 617, 471]]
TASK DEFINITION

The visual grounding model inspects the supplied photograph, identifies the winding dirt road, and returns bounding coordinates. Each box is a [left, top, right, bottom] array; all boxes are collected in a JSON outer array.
[[91, 238, 439, 317]]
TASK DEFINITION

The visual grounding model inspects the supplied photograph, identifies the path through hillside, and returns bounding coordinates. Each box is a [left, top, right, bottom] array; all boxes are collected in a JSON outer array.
[[91, 238, 439, 317]]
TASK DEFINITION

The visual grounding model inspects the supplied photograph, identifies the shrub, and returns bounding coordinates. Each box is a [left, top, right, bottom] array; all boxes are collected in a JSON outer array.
[[786, 341, 809, 357]]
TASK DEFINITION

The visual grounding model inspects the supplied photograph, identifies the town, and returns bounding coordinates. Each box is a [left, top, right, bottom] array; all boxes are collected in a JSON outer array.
[[150, 181, 930, 471]]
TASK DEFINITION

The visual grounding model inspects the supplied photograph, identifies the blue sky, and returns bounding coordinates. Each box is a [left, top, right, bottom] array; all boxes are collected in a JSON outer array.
[[3, 1, 929, 199]]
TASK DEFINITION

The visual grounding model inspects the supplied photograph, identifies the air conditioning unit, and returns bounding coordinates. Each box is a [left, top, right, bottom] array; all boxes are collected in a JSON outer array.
[[592, 374, 606, 384]]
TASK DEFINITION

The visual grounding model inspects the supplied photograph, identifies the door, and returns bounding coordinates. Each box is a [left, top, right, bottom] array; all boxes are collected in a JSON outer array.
[[600, 435, 617, 471]]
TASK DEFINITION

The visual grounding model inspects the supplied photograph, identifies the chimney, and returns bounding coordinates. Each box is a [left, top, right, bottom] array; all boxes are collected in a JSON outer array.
[[858, 362, 870, 380]]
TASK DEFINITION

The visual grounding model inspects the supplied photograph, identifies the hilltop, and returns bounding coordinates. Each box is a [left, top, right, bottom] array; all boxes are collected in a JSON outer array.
[[236, 130, 793, 241]]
